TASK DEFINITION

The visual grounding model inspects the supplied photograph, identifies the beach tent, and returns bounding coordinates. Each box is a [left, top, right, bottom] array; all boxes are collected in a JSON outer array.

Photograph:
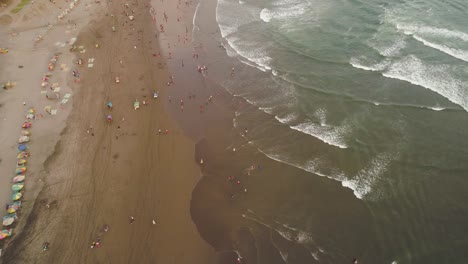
[[21, 130, 30, 136], [18, 144, 27, 152], [15, 167, 26, 174], [17, 159, 26, 166], [12, 175, 25, 183], [11, 192, 22, 201], [0, 229, 12, 240], [12, 184, 24, 191], [2, 214, 17, 227], [17, 151, 30, 159], [22, 122, 32, 128], [18, 136, 30, 143]]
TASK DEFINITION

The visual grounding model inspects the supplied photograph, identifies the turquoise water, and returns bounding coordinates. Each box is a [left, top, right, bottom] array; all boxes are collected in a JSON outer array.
[[196, 0, 468, 262]]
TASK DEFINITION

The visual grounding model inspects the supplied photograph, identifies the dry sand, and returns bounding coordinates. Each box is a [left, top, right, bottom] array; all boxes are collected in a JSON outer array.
[[1, 0, 217, 262]]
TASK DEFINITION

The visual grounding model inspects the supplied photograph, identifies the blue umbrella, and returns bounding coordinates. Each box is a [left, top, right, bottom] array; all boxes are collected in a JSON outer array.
[[18, 144, 27, 151]]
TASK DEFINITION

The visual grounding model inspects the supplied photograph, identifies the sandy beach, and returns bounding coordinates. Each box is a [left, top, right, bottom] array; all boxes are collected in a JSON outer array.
[[0, 0, 219, 262]]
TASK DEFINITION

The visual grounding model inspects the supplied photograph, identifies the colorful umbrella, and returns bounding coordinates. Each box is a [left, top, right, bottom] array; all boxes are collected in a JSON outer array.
[[12, 184, 24, 191], [17, 159, 26, 166], [15, 167, 26, 174], [7, 201, 21, 213], [2, 214, 17, 226], [18, 136, 30, 143], [17, 151, 30, 158], [20, 130, 30, 136], [11, 192, 22, 201], [12, 175, 25, 183], [18, 144, 27, 151], [22, 122, 32, 128], [7, 201, 22, 213], [0, 229, 12, 240], [25, 113, 35, 119]]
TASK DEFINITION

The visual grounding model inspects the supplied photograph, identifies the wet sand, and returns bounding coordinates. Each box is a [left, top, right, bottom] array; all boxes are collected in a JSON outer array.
[[1, 0, 217, 262]]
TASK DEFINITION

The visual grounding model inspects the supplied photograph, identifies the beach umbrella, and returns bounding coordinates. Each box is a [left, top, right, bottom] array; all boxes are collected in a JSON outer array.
[[15, 167, 26, 174], [7, 202, 21, 213], [12, 184, 24, 191], [2, 214, 16, 227], [17, 151, 30, 159], [0, 229, 12, 240], [17, 159, 26, 166], [18, 136, 30, 143], [18, 144, 27, 151], [25, 113, 35, 119], [20, 130, 30, 136], [44, 106, 52, 114], [22, 122, 32, 128], [12, 175, 25, 183], [28, 108, 35, 113], [11, 192, 22, 201]]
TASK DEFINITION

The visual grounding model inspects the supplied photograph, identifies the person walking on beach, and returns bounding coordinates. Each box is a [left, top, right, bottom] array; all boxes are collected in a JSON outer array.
[[129, 216, 135, 224]]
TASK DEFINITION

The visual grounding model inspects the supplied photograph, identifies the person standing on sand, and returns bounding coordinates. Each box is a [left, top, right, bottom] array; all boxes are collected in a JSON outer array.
[[129, 216, 135, 224]]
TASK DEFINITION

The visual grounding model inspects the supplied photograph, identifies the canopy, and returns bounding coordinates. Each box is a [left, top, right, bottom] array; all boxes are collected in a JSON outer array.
[[17, 159, 27, 166], [25, 113, 35, 119], [17, 151, 29, 158], [22, 122, 32, 128], [12, 175, 25, 183], [15, 167, 26, 174], [0, 229, 12, 240], [20, 130, 30, 136], [11, 192, 22, 201], [12, 184, 24, 191], [18, 136, 30, 143], [18, 144, 27, 151], [2, 214, 17, 226]]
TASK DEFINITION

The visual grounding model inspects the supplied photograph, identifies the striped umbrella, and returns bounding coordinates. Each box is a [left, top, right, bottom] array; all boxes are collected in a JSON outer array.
[[15, 167, 26, 174], [12, 175, 25, 183], [0, 229, 12, 240], [17, 151, 30, 159]]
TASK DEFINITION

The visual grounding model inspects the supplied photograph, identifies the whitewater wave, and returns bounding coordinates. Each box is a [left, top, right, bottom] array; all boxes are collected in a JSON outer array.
[[411, 35, 468, 63], [260, 8, 272, 23], [350, 55, 468, 111], [290, 121, 348, 149], [349, 57, 390, 72], [273, 109, 349, 149], [383, 55, 468, 111], [395, 23, 468, 42], [259, 0, 309, 23], [216, 0, 260, 38]]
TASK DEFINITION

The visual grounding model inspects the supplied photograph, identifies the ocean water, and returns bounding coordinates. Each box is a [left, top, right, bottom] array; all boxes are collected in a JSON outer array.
[[196, 0, 468, 263]]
